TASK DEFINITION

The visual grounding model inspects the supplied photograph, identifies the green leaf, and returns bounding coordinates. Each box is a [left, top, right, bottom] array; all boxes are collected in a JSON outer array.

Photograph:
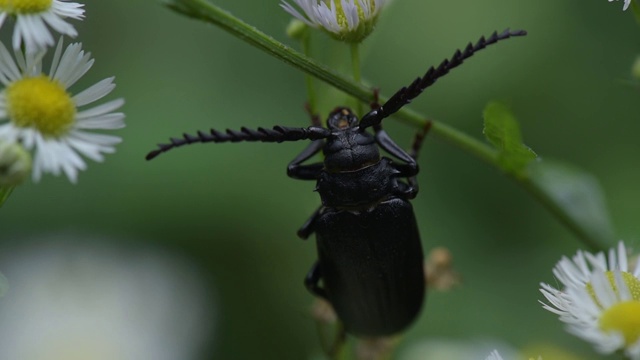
[[483, 102, 536, 177], [0, 272, 8, 297], [0, 186, 14, 208], [527, 160, 615, 250]]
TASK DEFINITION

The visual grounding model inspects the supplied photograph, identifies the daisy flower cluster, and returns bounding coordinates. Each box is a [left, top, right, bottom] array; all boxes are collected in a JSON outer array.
[[540, 241, 640, 359], [0, 1, 124, 185], [281, 0, 386, 43]]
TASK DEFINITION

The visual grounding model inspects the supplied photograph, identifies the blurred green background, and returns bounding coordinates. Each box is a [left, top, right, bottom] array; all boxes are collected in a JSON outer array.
[[1, 0, 639, 359]]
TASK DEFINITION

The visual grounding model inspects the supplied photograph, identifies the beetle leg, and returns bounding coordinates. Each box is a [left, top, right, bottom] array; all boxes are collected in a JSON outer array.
[[376, 130, 418, 198], [298, 206, 323, 240], [395, 180, 418, 199], [304, 102, 322, 127], [370, 88, 381, 110], [305, 261, 328, 299], [374, 126, 418, 177], [375, 121, 431, 199], [287, 139, 325, 180], [408, 121, 432, 160], [399, 121, 433, 198]]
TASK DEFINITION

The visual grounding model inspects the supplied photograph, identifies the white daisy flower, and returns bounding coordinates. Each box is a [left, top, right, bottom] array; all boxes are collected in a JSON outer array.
[[280, 0, 386, 43], [609, 0, 632, 11], [0, 0, 84, 54], [540, 241, 640, 359], [0, 39, 125, 183]]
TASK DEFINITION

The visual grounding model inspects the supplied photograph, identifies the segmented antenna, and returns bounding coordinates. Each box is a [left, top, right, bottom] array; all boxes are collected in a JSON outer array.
[[146, 125, 331, 160], [359, 28, 527, 129]]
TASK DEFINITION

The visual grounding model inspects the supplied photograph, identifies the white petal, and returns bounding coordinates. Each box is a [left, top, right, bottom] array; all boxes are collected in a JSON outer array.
[[280, 2, 315, 26], [0, 43, 21, 85], [73, 78, 116, 107], [41, 11, 78, 38], [69, 130, 122, 147], [51, 0, 85, 18], [76, 99, 125, 119], [618, 241, 628, 272], [75, 113, 126, 130]]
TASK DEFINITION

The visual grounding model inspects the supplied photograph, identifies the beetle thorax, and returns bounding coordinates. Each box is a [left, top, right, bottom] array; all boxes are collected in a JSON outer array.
[[323, 107, 380, 172]]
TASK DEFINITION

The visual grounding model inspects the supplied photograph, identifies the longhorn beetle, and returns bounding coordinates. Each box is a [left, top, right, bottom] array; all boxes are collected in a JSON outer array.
[[147, 29, 526, 336]]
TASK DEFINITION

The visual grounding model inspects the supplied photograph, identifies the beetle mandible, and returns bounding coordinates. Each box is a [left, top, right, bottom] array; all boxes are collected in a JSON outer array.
[[146, 29, 526, 336]]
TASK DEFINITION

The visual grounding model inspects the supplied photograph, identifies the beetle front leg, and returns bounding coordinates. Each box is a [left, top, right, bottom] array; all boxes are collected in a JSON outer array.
[[305, 261, 328, 299], [287, 139, 325, 180], [375, 126, 418, 175], [374, 127, 419, 198], [375, 122, 432, 198], [400, 121, 433, 198]]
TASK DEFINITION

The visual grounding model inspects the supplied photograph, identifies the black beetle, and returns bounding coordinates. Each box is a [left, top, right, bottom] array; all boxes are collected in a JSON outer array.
[[147, 29, 526, 336]]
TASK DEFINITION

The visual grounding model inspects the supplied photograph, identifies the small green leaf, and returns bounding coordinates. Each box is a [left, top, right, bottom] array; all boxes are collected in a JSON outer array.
[[528, 160, 615, 249], [483, 102, 536, 176], [0, 272, 8, 297], [0, 186, 14, 208]]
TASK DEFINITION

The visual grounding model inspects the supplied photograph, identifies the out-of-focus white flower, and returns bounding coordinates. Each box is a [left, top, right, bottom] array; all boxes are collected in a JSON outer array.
[[400, 339, 519, 360], [484, 350, 543, 360], [0, 0, 84, 53], [280, 0, 386, 43], [485, 350, 504, 360], [0, 39, 125, 183], [0, 237, 214, 360], [540, 241, 640, 359]]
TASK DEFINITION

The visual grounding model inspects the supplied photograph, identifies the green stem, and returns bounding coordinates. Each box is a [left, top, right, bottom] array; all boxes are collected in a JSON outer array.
[[0, 186, 14, 208], [300, 31, 318, 117], [350, 43, 363, 116], [165, 0, 607, 250], [166, 0, 371, 103]]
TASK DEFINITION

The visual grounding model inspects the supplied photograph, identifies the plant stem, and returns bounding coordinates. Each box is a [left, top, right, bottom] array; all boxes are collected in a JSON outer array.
[[301, 31, 318, 117], [350, 43, 363, 116]]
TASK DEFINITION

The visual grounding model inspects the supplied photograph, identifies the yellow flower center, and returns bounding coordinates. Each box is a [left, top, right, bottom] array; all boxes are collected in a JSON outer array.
[[586, 271, 640, 345], [600, 301, 640, 345], [0, 0, 52, 14], [6, 75, 76, 137]]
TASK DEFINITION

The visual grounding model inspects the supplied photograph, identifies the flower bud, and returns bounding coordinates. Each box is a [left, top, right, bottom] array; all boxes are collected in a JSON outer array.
[[0, 141, 32, 186]]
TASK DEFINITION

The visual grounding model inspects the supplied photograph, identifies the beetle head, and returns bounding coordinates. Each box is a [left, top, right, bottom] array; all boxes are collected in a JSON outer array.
[[327, 107, 359, 131]]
